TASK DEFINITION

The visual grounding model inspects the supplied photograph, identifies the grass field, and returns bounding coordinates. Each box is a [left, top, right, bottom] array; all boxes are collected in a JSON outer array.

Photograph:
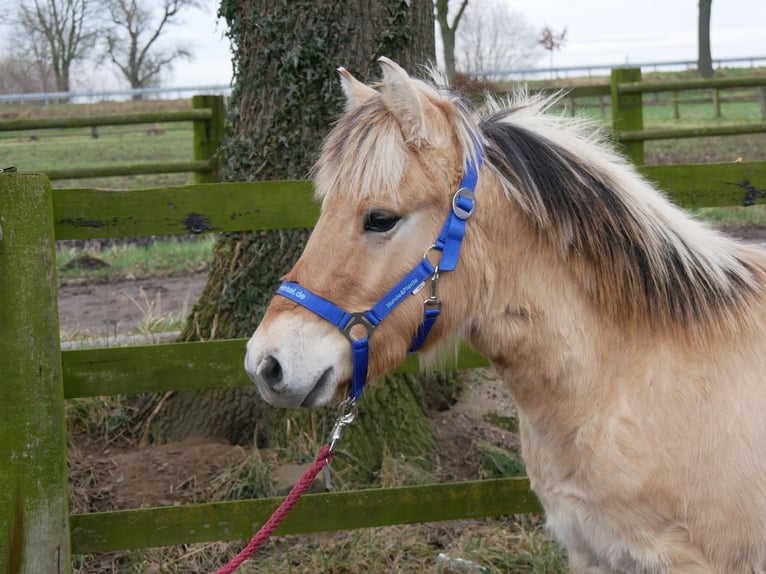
[[57, 235, 215, 281], [0, 98, 195, 189]]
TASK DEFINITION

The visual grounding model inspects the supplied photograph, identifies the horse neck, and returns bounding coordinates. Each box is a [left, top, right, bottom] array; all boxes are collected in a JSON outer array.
[[459, 173, 629, 424]]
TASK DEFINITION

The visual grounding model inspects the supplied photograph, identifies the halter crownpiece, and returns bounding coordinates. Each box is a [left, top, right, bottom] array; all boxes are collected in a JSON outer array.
[[276, 142, 483, 402]]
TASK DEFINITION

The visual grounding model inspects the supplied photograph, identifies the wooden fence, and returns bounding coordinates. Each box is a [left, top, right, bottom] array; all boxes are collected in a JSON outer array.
[[0, 94, 226, 184], [2, 68, 766, 572]]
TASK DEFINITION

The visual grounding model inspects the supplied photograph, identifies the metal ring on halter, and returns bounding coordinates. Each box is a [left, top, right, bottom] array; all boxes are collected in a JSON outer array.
[[423, 243, 444, 270], [341, 313, 377, 342]]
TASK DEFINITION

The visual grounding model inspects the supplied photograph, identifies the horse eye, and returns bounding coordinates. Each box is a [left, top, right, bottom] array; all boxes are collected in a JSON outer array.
[[364, 210, 400, 233]]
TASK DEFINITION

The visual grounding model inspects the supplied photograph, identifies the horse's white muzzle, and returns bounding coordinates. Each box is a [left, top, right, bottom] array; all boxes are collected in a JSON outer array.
[[244, 314, 349, 408]]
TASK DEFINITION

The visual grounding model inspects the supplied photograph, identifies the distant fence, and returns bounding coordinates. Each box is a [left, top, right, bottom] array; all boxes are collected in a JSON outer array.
[[1, 68, 765, 186], [608, 69, 766, 166], [478, 54, 766, 81], [0, 95, 225, 184], [0, 84, 231, 105], [1, 55, 764, 103], [2, 69, 766, 572]]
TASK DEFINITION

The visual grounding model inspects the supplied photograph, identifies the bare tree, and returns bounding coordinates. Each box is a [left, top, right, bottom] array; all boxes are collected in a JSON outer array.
[[698, 0, 714, 77], [0, 54, 56, 94], [103, 0, 199, 92], [455, 0, 541, 78], [16, 0, 98, 92], [538, 24, 567, 74], [435, 0, 468, 85]]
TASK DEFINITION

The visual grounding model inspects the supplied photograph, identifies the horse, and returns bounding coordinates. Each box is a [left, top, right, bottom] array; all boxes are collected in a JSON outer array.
[[245, 57, 766, 573]]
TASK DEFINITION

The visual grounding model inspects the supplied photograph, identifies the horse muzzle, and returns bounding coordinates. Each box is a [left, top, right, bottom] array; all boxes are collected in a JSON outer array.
[[244, 314, 349, 408]]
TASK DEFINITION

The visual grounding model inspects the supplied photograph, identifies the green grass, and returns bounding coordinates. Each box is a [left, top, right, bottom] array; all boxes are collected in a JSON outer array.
[[0, 123, 195, 189], [0, 97, 198, 189], [570, 93, 765, 130], [692, 204, 766, 228], [642, 98, 764, 126], [73, 518, 567, 573], [57, 235, 215, 282]]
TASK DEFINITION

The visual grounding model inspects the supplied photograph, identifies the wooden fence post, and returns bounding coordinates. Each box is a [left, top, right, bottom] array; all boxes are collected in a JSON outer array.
[[192, 95, 226, 184], [713, 88, 721, 118], [0, 173, 70, 573], [611, 67, 644, 166], [671, 91, 680, 119]]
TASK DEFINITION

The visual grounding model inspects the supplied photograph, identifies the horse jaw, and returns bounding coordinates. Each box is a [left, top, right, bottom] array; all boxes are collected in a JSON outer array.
[[244, 313, 350, 408]]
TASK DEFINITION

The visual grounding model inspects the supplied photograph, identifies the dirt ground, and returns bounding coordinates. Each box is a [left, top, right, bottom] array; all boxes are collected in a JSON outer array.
[[59, 272, 208, 339], [60, 271, 520, 514], [62, 226, 766, 514]]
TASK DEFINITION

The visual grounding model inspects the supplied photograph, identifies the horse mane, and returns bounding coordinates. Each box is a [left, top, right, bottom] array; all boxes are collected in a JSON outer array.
[[479, 92, 764, 330], [314, 72, 764, 332]]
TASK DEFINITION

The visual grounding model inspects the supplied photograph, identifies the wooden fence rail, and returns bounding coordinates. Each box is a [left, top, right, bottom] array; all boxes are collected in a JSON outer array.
[[0, 109, 213, 132], [3, 68, 766, 572]]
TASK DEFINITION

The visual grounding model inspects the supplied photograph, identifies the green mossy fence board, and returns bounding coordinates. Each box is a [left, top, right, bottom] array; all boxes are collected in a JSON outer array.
[[69, 477, 541, 553], [61, 341, 489, 398], [52, 180, 318, 240], [0, 109, 212, 132], [50, 159, 766, 243], [0, 174, 70, 572], [642, 161, 766, 208]]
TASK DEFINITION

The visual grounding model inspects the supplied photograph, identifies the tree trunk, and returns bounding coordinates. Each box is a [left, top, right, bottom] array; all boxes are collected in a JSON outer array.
[[698, 0, 714, 78], [435, 0, 468, 86], [139, 0, 456, 481]]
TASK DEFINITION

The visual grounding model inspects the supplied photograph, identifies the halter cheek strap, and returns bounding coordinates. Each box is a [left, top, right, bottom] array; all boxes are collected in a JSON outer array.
[[276, 146, 482, 401]]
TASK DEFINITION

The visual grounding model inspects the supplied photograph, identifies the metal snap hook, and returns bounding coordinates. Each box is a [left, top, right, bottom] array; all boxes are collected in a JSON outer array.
[[424, 267, 441, 309]]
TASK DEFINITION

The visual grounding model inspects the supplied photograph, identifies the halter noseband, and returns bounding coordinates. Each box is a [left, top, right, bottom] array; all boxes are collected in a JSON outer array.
[[276, 145, 483, 402]]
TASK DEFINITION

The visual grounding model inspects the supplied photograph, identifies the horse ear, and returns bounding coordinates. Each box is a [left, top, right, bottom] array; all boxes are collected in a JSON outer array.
[[337, 67, 376, 112], [378, 56, 426, 144]]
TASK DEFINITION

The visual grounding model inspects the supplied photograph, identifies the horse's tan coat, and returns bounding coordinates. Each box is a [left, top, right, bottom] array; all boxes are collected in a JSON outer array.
[[246, 58, 766, 572]]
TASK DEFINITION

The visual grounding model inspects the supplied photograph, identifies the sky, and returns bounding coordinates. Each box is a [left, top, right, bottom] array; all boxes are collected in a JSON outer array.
[[163, 0, 766, 88], [506, 0, 766, 70]]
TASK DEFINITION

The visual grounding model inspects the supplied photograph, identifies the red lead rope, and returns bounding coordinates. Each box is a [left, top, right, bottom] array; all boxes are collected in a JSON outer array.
[[213, 444, 334, 574]]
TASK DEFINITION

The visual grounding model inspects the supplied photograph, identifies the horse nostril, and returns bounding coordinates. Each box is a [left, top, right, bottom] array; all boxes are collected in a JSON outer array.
[[258, 355, 284, 391]]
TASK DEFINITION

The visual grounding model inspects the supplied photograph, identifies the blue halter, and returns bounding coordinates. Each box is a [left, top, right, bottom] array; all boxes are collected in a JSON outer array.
[[276, 147, 482, 402]]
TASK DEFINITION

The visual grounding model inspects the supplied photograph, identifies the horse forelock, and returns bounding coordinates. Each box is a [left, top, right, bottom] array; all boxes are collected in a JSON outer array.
[[479, 92, 764, 330], [313, 78, 480, 206], [313, 98, 407, 205]]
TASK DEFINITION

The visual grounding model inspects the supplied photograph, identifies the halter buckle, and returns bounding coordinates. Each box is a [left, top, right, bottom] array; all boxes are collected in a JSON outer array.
[[452, 188, 475, 220]]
